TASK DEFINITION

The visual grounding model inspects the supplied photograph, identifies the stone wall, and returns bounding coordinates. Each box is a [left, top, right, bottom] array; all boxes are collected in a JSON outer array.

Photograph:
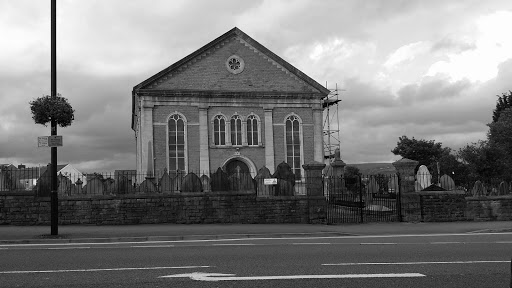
[[0, 191, 325, 225], [415, 192, 512, 222]]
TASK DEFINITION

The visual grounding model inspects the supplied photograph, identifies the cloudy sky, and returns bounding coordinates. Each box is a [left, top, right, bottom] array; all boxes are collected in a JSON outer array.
[[1, 0, 511, 172]]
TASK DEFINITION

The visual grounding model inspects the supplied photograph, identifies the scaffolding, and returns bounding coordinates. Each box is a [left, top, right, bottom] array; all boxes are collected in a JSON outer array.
[[323, 83, 342, 163]]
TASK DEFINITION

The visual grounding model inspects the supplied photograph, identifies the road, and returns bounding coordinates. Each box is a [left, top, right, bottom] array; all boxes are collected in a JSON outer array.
[[0, 232, 511, 287]]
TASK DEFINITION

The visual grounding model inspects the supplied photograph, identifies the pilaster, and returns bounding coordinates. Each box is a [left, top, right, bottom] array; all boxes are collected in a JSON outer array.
[[199, 107, 210, 175], [313, 108, 324, 163], [264, 108, 275, 173]]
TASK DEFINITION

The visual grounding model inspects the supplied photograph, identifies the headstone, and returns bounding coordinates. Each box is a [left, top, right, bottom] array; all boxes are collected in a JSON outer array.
[[228, 169, 255, 192], [114, 175, 134, 194], [210, 167, 230, 192], [57, 174, 74, 196], [159, 169, 175, 193], [414, 180, 422, 192], [273, 162, 295, 196], [103, 178, 115, 195], [200, 175, 210, 193], [83, 177, 104, 195], [471, 180, 485, 197], [181, 172, 202, 192], [439, 174, 456, 190], [387, 175, 399, 194], [137, 178, 157, 193], [416, 165, 431, 190], [255, 166, 273, 197]]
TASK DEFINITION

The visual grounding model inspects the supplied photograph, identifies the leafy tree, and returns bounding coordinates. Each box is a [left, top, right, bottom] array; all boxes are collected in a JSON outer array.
[[492, 90, 512, 123], [29, 94, 75, 127], [457, 140, 511, 182], [344, 165, 361, 192], [488, 107, 512, 156], [391, 135, 448, 168]]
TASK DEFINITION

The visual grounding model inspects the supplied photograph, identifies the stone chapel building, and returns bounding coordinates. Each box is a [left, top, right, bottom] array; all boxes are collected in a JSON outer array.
[[132, 27, 329, 182]]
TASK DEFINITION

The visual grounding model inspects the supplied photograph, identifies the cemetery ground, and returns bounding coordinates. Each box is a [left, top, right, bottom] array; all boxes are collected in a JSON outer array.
[[0, 222, 511, 287]]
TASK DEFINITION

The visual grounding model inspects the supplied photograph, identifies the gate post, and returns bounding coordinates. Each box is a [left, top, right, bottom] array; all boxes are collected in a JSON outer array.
[[303, 161, 326, 224], [392, 158, 421, 222]]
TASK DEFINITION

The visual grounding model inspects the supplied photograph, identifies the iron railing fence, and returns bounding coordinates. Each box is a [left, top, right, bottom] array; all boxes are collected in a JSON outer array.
[[0, 168, 309, 197]]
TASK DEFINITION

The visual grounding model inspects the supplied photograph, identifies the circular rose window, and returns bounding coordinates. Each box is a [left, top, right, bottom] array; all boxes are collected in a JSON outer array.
[[226, 55, 245, 74]]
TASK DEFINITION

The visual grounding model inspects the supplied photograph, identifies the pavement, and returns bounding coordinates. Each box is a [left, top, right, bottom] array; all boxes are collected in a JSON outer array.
[[0, 221, 511, 244]]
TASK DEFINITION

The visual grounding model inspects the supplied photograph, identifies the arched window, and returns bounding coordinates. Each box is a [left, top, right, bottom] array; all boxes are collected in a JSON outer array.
[[246, 114, 259, 146], [285, 115, 302, 179], [231, 115, 242, 146], [168, 114, 186, 172], [213, 115, 226, 146]]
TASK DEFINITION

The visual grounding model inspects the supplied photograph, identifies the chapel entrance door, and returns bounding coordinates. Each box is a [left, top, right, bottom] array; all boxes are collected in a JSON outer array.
[[225, 160, 249, 177]]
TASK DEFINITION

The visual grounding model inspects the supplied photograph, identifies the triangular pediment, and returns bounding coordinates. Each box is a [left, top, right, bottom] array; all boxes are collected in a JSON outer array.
[[134, 28, 329, 95]]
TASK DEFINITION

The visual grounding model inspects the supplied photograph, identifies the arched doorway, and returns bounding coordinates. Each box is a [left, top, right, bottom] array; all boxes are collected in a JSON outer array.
[[225, 159, 249, 177]]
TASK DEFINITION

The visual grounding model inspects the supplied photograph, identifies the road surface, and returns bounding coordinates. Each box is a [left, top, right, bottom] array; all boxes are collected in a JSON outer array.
[[0, 232, 511, 287]]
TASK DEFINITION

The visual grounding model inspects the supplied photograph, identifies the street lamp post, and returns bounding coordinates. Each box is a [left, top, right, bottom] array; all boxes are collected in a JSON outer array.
[[50, 0, 58, 236]]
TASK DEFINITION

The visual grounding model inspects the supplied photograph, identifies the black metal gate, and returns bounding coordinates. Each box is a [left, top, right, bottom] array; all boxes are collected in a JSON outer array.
[[326, 174, 402, 224]]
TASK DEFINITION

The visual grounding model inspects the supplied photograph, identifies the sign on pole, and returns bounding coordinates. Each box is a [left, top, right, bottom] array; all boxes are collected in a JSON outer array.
[[38, 136, 63, 147], [38, 136, 49, 147]]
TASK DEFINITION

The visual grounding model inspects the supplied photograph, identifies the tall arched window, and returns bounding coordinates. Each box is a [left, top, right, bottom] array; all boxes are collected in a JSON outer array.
[[231, 115, 242, 146], [168, 114, 186, 172], [285, 115, 302, 179], [246, 114, 259, 146], [213, 115, 226, 145]]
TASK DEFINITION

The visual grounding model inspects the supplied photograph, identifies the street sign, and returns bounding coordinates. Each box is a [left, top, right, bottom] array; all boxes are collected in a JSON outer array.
[[264, 178, 277, 185], [38, 136, 63, 147], [38, 136, 49, 147]]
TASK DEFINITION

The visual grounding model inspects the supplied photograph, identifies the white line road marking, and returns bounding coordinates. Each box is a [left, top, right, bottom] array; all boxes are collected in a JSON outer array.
[[159, 272, 426, 281], [47, 247, 91, 250], [0, 266, 211, 274], [496, 241, 512, 244], [323, 260, 510, 266], [430, 242, 463, 244], [130, 245, 175, 248], [212, 243, 256, 246], [360, 243, 397, 245], [1, 232, 511, 248], [291, 243, 331, 245]]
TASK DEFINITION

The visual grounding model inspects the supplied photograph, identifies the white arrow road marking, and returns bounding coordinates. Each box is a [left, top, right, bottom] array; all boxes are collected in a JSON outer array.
[[323, 260, 510, 266], [0, 266, 211, 274], [159, 272, 425, 281]]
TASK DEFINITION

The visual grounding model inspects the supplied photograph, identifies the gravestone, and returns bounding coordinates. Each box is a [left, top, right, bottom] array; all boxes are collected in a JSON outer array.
[[103, 178, 116, 195], [414, 181, 422, 192], [57, 174, 74, 196], [272, 162, 295, 196], [416, 165, 431, 190], [439, 174, 456, 190], [255, 167, 273, 197], [471, 180, 485, 196], [114, 175, 133, 194], [228, 168, 255, 192], [84, 177, 104, 195], [181, 172, 203, 192], [200, 175, 211, 192], [137, 178, 157, 193], [159, 169, 175, 193], [387, 175, 399, 194], [211, 167, 230, 192]]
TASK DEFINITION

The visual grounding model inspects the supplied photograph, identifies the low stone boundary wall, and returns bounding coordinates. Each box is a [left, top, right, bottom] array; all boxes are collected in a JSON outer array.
[[411, 191, 512, 222], [0, 192, 326, 225]]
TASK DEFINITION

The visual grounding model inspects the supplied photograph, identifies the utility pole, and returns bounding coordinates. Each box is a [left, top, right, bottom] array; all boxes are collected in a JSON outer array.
[[50, 0, 58, 235]]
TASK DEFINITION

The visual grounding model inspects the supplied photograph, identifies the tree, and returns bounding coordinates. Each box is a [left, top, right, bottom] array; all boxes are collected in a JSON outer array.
[[457, 140, 511, 182], [492, 90, 512, 123], [29, 94, 74, 127], [391, 136, 448, 168], [344, 166, 361, 192]]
